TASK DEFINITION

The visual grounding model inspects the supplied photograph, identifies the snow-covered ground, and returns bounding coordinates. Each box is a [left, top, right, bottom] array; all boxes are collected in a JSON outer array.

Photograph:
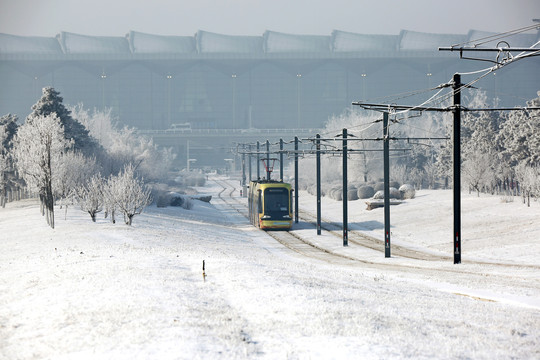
[[1, 176, 539, 359]]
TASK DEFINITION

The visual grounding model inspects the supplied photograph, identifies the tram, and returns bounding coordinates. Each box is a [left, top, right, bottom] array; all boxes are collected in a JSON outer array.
[[248, 180, 293, 230]]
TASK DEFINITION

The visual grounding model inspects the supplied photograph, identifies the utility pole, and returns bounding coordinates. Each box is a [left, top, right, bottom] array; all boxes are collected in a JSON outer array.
[[266, 140, 270, 180], [294, 136, 299, 223], [256, 141, 260, 179], [383, 112, 391, 258], [242, 145, 247, 197], [248, 144, 252, 182], [342, 128, 348, 246], [316, 134, 321, 235], [280, 138, 284, 181], [453, 73, 462, 264]]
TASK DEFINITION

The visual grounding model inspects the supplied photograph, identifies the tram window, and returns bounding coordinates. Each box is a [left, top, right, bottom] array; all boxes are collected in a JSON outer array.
[[257, 190, 262, 213], [264, 188, 289, 213]]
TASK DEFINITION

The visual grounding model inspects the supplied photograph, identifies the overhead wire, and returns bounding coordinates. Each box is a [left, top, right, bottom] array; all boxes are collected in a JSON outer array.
[[407, 24, 540, 113], [263, 25, 539, 164], [451, 24, 540, 48]]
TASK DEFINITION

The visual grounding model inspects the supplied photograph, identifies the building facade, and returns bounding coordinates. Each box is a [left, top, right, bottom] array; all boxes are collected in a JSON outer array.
[[1, 29, 539, 132]]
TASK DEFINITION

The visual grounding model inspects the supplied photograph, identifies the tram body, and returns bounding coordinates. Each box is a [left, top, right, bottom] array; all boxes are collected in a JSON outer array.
[[248, 180, 293, 230]]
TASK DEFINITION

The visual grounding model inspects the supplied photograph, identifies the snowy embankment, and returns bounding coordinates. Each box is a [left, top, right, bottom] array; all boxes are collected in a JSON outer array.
[[1, 177, 539, 359]]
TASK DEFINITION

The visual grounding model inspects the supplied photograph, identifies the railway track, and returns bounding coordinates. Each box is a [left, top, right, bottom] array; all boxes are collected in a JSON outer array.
[[298, 209, 452, 262], [213, 178, 361, 265], [214, 178, 451, 263], [213, 177, 540, 271], [210, 177, 540, 305]]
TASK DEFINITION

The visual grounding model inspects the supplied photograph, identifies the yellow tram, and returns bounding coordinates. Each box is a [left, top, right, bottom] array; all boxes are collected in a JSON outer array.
[[248, 180, 293, 230]]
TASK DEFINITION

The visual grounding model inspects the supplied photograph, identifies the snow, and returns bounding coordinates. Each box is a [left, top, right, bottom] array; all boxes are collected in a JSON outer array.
[[1, 176, 539, 359]]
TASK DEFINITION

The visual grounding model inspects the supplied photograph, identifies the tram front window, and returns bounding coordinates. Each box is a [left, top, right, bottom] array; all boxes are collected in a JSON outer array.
[[264, 188, 289, 218]]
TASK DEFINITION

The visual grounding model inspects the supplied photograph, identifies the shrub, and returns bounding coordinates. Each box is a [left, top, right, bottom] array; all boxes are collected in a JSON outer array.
[[357, 186, 375, 199], [399, 184, 416, 199]]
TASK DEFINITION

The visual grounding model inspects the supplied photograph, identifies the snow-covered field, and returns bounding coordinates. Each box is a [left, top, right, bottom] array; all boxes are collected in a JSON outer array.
[[1, 176, 539, 359]]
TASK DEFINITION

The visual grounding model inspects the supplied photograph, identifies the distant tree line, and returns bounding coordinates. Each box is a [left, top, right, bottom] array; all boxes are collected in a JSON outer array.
[[0, 87, 174, 227]]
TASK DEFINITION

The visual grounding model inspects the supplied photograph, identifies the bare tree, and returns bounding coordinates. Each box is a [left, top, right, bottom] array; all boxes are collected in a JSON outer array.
[[107, 164, 152, 225], [0, 114, 19, 206], [0, 127, 8, 207], [77, 174, 105, 222], [103, 175, 118, 224], [12, 114, 72, 228], [462, 152, 496, 197], [514, 163, 539, 207], [56, 152, 98, 219]]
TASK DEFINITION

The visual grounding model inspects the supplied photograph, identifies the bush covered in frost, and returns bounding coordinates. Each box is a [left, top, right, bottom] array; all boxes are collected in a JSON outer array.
[[399, 184, 416, 199], [357, 186, 375, 199], [373, 187, 401, 200], [347, 188, 359, 201]]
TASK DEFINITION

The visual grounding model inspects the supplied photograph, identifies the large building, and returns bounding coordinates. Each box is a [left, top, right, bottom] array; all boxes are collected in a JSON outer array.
[[1, 29, 539, 132]]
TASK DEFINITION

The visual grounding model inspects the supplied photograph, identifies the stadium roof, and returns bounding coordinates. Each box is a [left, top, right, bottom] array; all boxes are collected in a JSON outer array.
[[1, 29, 538, 59]]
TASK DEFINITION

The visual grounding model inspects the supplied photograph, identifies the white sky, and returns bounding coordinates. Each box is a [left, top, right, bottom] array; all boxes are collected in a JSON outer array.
[[0, 0, 539, 37]]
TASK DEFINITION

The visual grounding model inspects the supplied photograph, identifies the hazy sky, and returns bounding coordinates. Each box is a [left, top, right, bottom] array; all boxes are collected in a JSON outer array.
[[0, 0, 539, 37]]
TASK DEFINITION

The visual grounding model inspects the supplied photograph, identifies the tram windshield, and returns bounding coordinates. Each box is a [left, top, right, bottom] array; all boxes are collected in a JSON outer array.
[[264, 188, 289, 215]]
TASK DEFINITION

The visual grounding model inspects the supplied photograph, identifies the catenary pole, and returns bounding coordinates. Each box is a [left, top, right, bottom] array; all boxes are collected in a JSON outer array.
[[383, 112, 391, 258], [453, 73, 462, 264], [241, 146, 246, 197], [256, 141, 260, 179], [280, 138, 284, 181], [342, 128, 348, 246], [316, 134, 321, 235], [248, 144, 252, 182], [294, 136, 299, 224], [266, 140, 270, 180]]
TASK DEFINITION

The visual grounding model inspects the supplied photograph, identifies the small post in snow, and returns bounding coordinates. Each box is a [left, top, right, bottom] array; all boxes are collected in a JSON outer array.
[[202, 260, 206, 282]]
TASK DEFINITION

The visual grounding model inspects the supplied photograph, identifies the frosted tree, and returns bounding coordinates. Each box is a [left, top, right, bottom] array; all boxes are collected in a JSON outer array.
[[0, 114, 19, 151], [496, 92, 540, 196], [0, 114, 19, 206], [435, 124, 453, 189], [320, 109, 381, 184], [0, 126, 8, 207], [103, 175, 118, 224], [460, 91, 501, 194], [70, 104, 115, 149], [514, 163, 539, 207], [107, 164, 152, 225], [105, 126, 174, 181], [462, 152, 496, 196], [54, 152, 98, 218], [76, 174, 105, 222], [423, 161, 439, 189], [497, 96, 540, 168], [12, 113, 72, 228], [30, 87, 99, 155], [70, 105, 175, 181]]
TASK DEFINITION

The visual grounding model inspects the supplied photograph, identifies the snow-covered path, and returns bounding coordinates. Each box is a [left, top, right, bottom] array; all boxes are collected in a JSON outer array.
[[0, 178, 539, 359]]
